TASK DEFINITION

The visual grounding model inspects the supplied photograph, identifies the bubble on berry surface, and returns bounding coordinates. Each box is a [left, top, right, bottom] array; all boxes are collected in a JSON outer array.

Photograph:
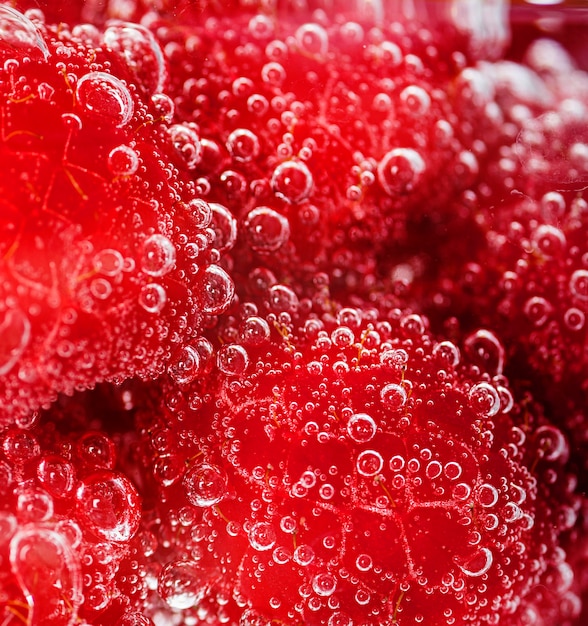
[[477, 483, 499, 508], [569, 269, 588, 301], [328, 612, 353, 626], [94, 248, 124, 277], [168, 345, 201, 384], [244, 206, 290, 252], [0, 5, 49, 59], [158, 560, 208, 609], [380, 383, 407, 410], [103, 22, 166, 94], [533, 425, 568, 462], [377, 148, 425, 196], [183, 463, 227, 507], [2, 429, 40, 464], [217, 344, 249, 376], [293, 544, 315, 566], [530, 224, 566, 258], [227, 128, 260, 162], [0, 307, 31, 375], [151, 92, 175, 123], [75, 471, 141, 543], [312, 572, 337, 597], [356, 450, 384, 477], [10, 526, 82, 626], [271, 160, 313, 203], [432, 340, 460, 367], [115, 611, 155, 626], [210, 202, 238, 252], [169, 123, 202, 169], [464, 329, 505, 376], [240, 315, 271, 346], [468, 382, 500, 418], [138, 283, 167, 314], [199, 264, 235, 315], [76, 431, 116, 469], [564, 307, 585, 332], [295, 23, 329, 57], [248, 522, 277, 552], [140, 234, 176, 277], [346, 413, 377, 443], [75, 71, 134, 128], [456, 547, 493, 577], [107, 145, 139, 176], [523, 296, 552, 327]]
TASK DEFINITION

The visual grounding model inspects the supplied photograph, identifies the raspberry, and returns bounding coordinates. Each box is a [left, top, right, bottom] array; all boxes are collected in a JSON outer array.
[[0, 6, 233, 424], [137, 298, 580, 625]]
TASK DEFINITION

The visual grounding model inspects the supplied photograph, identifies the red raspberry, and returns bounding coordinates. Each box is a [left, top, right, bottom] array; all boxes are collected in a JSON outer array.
[[0, 6, 234, 424], [136, 297, 580, 625]]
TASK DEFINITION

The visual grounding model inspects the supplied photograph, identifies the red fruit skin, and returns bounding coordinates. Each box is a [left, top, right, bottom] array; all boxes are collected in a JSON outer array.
[[0, 8, 234, 424], [137, 300, 580, 625]]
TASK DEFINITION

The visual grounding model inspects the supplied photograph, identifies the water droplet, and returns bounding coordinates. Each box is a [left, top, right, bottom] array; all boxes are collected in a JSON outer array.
[[169, 124, 202, 169], [380, 383, 407, 410], [377, 148, 425, 195], [10, 527, 82, 625], [183, 463, 226, 507], [468, 382, 500, 418], [75, 471, 141, 543], [141, 234, 176, 277], [249, 522, 276, 551], [108, 145, 139, 176], [0, 308, 31, 375], [271, 160, 313, 203], [244, 206, 290, 252], [103, 22, 166, 94], [168, 345, 200, 384], [356, 450, 384, 477], [227, 128, 260, 162], [158, 560, 208, 609], [570, 269, 588, 301], [199, 265, 235, 315], [0, 5, 49, 59], [457, 547, 493, 577], [139, 283, 167, 314], [312, 572, 337, 597], [76, 71, 134, 128]]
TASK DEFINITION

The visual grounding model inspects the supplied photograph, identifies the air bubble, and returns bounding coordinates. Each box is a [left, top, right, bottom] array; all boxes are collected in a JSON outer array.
[[312, 572, 337, 597], [356, 450, 384, 477], [76, 71, 134, 128], [249, 522, 276, 551], [293, 544, 315, 566], [217, 344, 249, 376], [377, 148, 425, 196], [94, 249, 124, 276], [534, 425, 568, 462], [151, 93, 174, 122], [295, 23, 328, 57], [328, 612, 353, 626], [10, 527, 82, 626], [37, 456, 76, 498], [103, 22, 166, 95], [210, 203, 238, 252], [169, 124, 202, 169], [168, 345, 200, 384], [457, 547, 493, 577], [108, 145, 139, 176], [184, 463, 226, 507], [158, 560, 207, 609], [346, 413, 377, 443], [400, 85, 431, 115], [468, 382, 500, 418], [75, 471, 141, 543], [139, 283, 167, 314], [444, 462, 462, 481], [76, 431, 116, 469], [531, 224, 566, 258], [570, 269, 588, 301], [425, 461, 443, 479], [199, 265, 235, 314], [240, 316, 271, 346], [564, 307, 585, 332], [227, 128, 260, 162], [380, 383, 407, 410], [90, 278, 112, 300], [523, 296, 552, 327], [141, 234, 176, 277], [477, 483, 499, 508], [356, 554, 373, 572], [0, 5, 49, 59], [244, 207, 290, 252], [464, 329, 505, 376], [271, 160, 313, 203], [0, 308, 31, 375], [432, 341, 460, 367]]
